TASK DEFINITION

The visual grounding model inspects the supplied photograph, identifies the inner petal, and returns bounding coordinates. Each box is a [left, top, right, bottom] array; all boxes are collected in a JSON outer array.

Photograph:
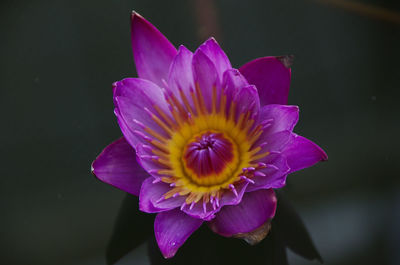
[[184, 132, 234, 177]]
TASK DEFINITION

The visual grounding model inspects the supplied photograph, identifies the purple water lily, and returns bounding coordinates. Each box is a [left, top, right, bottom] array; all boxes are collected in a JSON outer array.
[[92, 12, 327, 259]]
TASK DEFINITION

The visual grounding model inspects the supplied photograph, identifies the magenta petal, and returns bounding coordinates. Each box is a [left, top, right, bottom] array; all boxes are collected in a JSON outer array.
[[91, 137, 148, 196], [198, 38, 232, 81], [222, 69, 249, 117], [192, 49, 220, 112], [113, 78, 169, 114], [209, 189, 277, 237], [246, 153, 290, 192], [255, 130, 292, 154], [168, 45, 194, 91], [155, 209, 203, 258], [131, 12, 177, 86], [182, 182, 249, 221], [134, 144, 166, 177], [113, 78, 170, 146], [139, 178, 185, 213], [114, 107, 138, 149], [282, 134, 328, 173], [167, 45, 195, 108], [220, 181, 249, 206], [222, 68, 249, 96], [258, 104, 299, 135], [181, 202, 217, 221], [239, 57, 291, 105], [235, 85, 260, 119], [221, 68, 260, 120]]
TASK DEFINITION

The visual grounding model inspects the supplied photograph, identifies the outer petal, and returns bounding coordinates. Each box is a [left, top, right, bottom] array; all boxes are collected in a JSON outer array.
[[113, 78, 170, 147], [139, 178, 185, 213], [91, 137, 148, 196], [198, 38, 232, 81], [282, 134, 328, 173], [131, 12, 177, 86], [209, 189, 277, 237], [155, 209, 203, 258], [239, 57, 291, 105], [258, 104, 299, 135]]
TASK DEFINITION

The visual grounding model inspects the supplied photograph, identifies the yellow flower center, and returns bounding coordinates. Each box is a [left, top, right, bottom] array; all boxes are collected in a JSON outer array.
[[143, 84, 269, 205]]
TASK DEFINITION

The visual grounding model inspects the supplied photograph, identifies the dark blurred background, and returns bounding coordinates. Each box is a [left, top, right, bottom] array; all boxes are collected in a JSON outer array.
[[1, 0, 399, 264]]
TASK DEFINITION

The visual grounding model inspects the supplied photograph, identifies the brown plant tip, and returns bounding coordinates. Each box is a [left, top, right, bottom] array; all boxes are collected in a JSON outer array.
[[233, 221, 272, 245], [276, 55, 294, 69]]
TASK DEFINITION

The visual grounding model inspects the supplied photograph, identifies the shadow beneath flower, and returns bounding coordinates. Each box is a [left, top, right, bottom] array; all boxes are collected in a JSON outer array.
[[107, 192, 322, 265], [106, 195, 154, 265]]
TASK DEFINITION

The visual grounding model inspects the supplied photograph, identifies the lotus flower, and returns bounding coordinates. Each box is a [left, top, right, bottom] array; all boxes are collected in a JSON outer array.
[[92, 12, 327, 259]]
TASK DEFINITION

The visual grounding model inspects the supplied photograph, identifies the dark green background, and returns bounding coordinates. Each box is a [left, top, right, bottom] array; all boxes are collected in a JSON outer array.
[[1, 0, 399, 264]]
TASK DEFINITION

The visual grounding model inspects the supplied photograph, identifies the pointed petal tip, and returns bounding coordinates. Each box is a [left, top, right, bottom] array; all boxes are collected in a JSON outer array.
[[177, 44, 191, 53], [131, 10, 143, 20], [283, 134, 328, 173], [161, 249, 177, 259], [311, 139, 328, 162], [154, 210, 203, 259], [321, 149, 328, 161], [91, 138, 150, 196], [207, 36, 217, 43], [90, 160, 95, 172], [90, 161, 97, 177], [130, 11, 177, 85]]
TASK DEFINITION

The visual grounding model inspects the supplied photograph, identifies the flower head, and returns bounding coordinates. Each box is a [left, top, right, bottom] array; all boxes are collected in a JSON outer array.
[[92, 12, 327, 259]]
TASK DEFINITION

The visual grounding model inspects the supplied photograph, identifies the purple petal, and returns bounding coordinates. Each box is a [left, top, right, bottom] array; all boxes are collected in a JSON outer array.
[[246, 153, 290, 192], [192, 48, 220, 112], [181, 201, 217, 221], [131, 12, 177, 86], [258, 104, 299, 135], [209, 189, 277, 237], [114, 107, 138, 149], [282, 134, 328, 173], [113, 78, 170, 147], [221, 69, 260, 121], [91, 137, 148, 196], [139, 178, 185, 213], [154, 209, 203, 258], [198, 38, 232, 81], [167, 45, 195, 109], [234, 85, 260, 119], [222, 68, 249, 97], [134, 144, 167, 177], [254, 130, 292, 155], [239, 57, 291, 105], [181, 182, 249, 221], [219, 181, 249, 206], [221, 68, 249, 118]]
